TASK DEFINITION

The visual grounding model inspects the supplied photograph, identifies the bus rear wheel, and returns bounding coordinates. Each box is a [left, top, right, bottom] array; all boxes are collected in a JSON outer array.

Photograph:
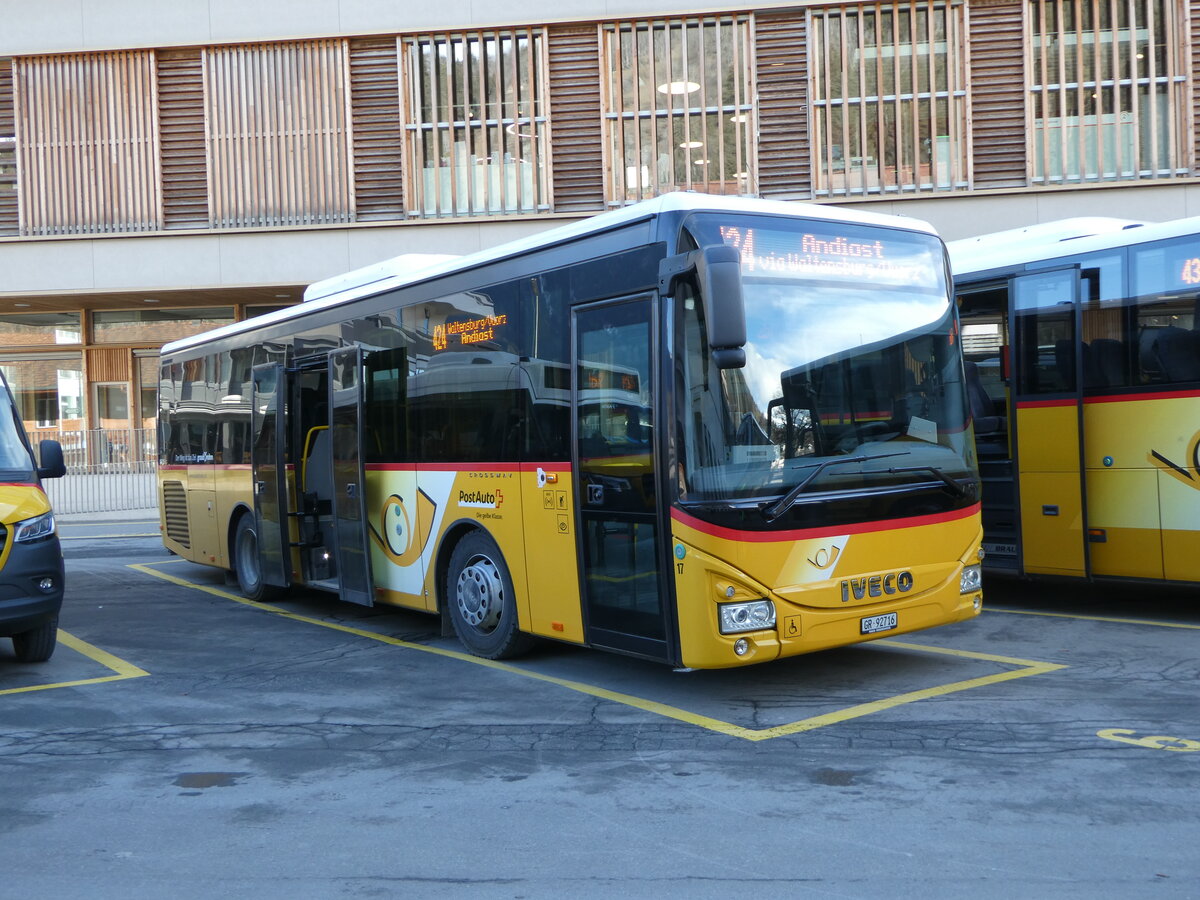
[[234, 514, 279, 602], [447, 532, 533, 660]]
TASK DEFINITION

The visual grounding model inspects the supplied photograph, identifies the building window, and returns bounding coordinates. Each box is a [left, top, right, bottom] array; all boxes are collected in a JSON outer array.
[[402, 29, 550, 218], [91, 308, 235, 344], [603, 16, 754, 205], [810, 1, 967, 196], [205, 42, 353, 227], [1030, 0, 1186, 183], [0, 312, 82, 346], [0, 355, 84, 434]]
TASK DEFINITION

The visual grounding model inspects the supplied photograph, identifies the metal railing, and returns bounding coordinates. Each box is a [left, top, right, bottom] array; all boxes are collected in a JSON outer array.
[[30, 427, 158, 516]]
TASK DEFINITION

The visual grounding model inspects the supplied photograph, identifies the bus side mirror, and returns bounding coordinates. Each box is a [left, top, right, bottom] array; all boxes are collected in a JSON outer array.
[[37, 439, 66, 480], [659, 244, 747, 369]]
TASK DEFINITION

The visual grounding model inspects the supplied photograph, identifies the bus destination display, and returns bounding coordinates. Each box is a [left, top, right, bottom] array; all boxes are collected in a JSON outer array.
[[717, 224, 939, 289]]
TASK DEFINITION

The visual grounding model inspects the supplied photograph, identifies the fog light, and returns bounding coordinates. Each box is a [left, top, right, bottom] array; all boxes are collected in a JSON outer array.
[[960, 564, 982, 594], [718, 599, 776, 634], [37, 577, 55, 592], [733, 638, 749, 656], [973, 596, 982, 611]]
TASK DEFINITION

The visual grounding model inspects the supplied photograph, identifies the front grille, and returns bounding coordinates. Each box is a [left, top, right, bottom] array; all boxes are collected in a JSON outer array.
[[161, 480, 190, 548]]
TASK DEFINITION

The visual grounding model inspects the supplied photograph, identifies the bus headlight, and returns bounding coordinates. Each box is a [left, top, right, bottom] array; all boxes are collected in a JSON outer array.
[[718, 599, 776, 634], [14, 512, 56, 543], [960, 564, 982, 594]]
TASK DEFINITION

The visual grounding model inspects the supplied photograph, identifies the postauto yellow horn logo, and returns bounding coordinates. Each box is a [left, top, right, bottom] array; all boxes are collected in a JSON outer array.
[[1150, 430, 1200, 490], [371, 491, 437, 566]]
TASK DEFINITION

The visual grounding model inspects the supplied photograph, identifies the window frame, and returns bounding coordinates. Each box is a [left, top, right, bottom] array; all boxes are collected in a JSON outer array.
[[601, 14, 756, 206], [809, 0, 969, 197], [400, 28, 552, 219]]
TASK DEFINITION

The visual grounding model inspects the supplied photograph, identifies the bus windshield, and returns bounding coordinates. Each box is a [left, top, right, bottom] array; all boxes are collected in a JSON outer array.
[[677, 214, 975, 524], [0, 383, 36, 481]]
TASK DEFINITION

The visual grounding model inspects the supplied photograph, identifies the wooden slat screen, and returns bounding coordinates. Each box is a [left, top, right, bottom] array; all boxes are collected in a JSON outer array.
[[548, 25, 604, 213], [755, 11, 811, 199], [0, 58, 16, 235], [157, 49, 209, 229], [349, 37, 405, 221], [15, 52, 161, 235], [810, 1, 969, 197], [602, 16, 754, 206], [401, 28, 550, 218], [1029, 0, 1185, 183], [967, 0, 1027, 189], [86, 347, 131, 383], [1190, 0, 1200, 174], [206, 41, 353, 228]]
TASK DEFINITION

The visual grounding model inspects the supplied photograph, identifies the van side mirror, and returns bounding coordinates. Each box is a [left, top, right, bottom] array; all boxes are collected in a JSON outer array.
[[659, 244, 747, 369], [38, 439, 67, 480]]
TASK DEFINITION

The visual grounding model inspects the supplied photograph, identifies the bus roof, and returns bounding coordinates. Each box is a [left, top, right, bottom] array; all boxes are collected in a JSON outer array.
[[163, 192, 939, 356], [948, 215, 1200, 280]]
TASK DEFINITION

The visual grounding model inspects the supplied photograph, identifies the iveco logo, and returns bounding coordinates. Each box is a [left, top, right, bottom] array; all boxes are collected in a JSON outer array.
[[840, 571, 914, 603]]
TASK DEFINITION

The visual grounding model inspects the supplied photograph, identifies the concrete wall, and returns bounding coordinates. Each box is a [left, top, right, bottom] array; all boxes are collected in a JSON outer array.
[[0, 217, 560, 299], [4, 182, 1197, 299], [849, 182, 1200, 242], [0, 0, 792, 55]]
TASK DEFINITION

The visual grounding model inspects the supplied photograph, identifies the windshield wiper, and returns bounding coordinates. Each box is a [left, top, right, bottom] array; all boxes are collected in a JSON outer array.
[[761, 451, 908, 522], [882, 465, 974, 501]]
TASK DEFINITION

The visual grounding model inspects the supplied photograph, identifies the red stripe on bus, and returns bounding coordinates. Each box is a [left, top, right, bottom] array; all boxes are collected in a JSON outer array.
[[1015, 398, 1076, 409], [671, 502, 980, 543], [366, 462, 569, 473], [1084, 388, 1200, 404]]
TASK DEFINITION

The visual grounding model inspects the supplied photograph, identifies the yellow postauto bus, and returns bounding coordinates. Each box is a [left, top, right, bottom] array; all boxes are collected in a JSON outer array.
[[0, 369, 66, 662], [951, 215, 1200, 585], [157, 193, 983, 669]]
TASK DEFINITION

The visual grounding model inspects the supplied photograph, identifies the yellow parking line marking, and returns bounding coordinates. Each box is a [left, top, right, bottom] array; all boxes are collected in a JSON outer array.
[[1098, 728, 1200, 752], [988, 607, 1200, 630], [132, 561, 1065, 742], [0, 630, 149, 696]]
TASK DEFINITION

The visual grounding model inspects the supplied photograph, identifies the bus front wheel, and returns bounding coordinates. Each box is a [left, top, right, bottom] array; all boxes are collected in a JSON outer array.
[[446, 531, 534, 660], [12, 617, 57, 663], [234, 514, 278, 602]]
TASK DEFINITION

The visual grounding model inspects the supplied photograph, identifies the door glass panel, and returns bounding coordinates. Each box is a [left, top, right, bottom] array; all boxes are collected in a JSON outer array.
[[250, 364, 289, 588], [575, 298, 665, 648], [1014, 270, 1078, 395], [329, 348, 374, 605]]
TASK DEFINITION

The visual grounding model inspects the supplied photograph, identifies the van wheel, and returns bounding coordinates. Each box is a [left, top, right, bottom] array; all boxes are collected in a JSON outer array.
[[446, 531, 534, 660], [234, 515, 281, 602], [12, 617, 57, 663]]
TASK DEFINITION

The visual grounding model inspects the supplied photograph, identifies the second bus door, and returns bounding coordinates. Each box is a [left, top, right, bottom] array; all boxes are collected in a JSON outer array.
[[1011, 268, 1089, 577], [573, 297, 674, 663]]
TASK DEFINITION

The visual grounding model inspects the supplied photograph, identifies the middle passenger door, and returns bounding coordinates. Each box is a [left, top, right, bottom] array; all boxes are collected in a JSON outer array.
[[1011, 267, 1088, 577], [327, 347, 375, 605]]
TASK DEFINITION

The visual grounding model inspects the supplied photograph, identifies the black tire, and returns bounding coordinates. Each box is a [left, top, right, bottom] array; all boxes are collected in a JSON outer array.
[[446, 531, 534, 660], [233, 514, 281, 602], [12, 616, 58, 663]]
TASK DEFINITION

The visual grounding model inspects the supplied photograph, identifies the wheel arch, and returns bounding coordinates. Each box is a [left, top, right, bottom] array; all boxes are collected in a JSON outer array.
[[433, 518, 487, 616]]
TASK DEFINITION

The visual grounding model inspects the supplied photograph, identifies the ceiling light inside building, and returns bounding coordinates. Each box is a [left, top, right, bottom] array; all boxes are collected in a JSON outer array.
[[679, 140, 704, 149], [657, 81, 699, 95]]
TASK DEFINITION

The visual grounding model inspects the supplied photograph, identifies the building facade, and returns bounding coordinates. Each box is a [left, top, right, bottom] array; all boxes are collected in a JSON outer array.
[[2, 0, 1200, 442]]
